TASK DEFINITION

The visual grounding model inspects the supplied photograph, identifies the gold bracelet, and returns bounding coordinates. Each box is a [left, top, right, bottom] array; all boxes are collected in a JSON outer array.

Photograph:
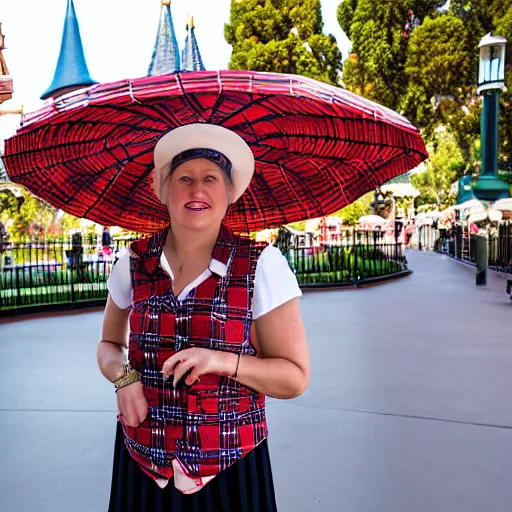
[[113, 365, 140, 391]]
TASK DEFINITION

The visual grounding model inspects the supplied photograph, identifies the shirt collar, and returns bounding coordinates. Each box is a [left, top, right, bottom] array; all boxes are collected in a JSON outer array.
[[208, 258, 227, 277], [159, 253, 227, 278], [153, 224, 231, 278]]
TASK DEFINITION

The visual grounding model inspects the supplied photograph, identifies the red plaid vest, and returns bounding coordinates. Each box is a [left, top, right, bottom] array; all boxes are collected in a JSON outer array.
[[122, 225, 268, 482]]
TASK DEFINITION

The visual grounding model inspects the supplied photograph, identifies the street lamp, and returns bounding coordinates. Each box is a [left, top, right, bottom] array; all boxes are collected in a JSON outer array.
[[473, 33, 510, 201], [477, 34, 507, 94]]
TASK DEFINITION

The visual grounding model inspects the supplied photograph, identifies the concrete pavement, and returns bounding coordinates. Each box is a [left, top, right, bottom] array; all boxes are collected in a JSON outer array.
[[1, 251, 511, 511]]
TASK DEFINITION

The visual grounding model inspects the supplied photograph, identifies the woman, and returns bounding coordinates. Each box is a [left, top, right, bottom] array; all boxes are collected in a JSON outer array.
[[97, 123, 310, 511]]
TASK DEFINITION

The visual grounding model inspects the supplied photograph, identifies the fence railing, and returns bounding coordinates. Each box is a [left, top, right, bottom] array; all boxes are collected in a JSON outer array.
[[1, 230, 409, 314], [278, 229, 408, 287], [0, 235, 133, 313], [414, 222, 512, 275]]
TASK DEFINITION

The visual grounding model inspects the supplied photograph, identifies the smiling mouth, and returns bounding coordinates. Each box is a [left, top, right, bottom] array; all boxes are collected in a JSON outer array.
[[185, 201, 210, 212]]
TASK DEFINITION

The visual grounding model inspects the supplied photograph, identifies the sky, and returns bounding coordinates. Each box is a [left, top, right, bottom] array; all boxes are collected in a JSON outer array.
[[1, 0, 352, 115]]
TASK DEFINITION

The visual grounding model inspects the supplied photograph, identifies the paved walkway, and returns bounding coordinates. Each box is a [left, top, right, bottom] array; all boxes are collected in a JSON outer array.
[[1, 251, 511, 512]]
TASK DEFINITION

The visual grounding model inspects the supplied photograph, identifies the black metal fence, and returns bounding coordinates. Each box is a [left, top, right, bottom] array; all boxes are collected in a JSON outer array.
[[1, 230, 409, 315], [0, 235, 133, 313], [277, 229, 408, 287], [416, 222, 512, 275]]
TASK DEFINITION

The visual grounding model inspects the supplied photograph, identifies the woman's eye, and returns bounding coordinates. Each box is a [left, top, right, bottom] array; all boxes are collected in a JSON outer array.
[[204, 176, 217, 182], [179, 176, 191, 183]]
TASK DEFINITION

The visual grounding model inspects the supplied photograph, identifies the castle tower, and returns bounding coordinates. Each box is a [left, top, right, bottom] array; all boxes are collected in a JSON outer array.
[[181, 15, 205, 72], [148, 0, 180, 75], [41, 0, 97, 99]]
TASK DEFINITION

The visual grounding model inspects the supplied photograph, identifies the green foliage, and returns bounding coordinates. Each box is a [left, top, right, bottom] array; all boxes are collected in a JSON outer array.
[[225, 0, 342, 84], [288, 244, 403, 285], [288, 221, 306, 231], [337, 0, 441, 108], [338, 0, 512, 190], [60, 213, 81, 233], [0, 190, 21, 223], [410, 130, 465, 208], [403, 16, 470, 109], [0, 185, 82, 242], [334, 192, 372, 225], [399, 17, 483, 163], [338, 0, 406, 106], [1, 188, 54, 241]]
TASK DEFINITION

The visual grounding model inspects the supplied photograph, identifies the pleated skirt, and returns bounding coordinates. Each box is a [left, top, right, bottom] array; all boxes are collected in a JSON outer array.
[[108, 422, 278, 512]]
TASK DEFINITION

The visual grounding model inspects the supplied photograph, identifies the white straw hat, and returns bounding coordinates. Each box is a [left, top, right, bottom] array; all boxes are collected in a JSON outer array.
[[152, 123, 255, 205]]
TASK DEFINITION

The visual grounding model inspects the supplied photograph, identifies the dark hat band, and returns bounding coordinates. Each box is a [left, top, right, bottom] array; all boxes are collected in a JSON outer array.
[[170, 148, 232, 180]]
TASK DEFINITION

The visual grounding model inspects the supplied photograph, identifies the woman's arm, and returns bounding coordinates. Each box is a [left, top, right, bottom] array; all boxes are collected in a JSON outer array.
[[98, 296, 148, 427], [163, 297, 310, 399], [97, 295, 130, 382], [234, 297, 310, 399]]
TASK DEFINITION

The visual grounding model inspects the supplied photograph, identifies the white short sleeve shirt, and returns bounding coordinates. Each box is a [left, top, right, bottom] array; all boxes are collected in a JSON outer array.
[[107, 244, 302, 319]]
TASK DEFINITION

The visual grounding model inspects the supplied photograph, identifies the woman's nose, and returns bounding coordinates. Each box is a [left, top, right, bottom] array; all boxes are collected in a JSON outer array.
[[189, 181, 206, 197]]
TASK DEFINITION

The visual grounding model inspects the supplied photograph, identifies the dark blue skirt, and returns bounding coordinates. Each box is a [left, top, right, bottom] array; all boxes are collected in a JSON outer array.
[[108, 422, 278, 512]]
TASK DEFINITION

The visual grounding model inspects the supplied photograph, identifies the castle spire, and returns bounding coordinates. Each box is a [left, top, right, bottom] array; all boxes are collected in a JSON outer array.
[[148, 0, 180, 75], [181, 14, 205, 72], [41, 0, 97, 99]]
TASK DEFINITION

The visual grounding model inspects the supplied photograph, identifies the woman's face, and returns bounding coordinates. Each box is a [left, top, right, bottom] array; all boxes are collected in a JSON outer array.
[[166, 158, 232, 232]]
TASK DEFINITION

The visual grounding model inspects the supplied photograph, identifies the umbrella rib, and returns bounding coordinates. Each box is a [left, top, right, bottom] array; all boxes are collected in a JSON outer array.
[[142, 102, 183, 131], [80, 146, 155, 217], [242, 114, 424, 154], [175, 73, 208, 123], [255, 132, 426, 157], [222, 95, 420, 136], [9, 128, 151, 163], [250, 170, 289, 227], [11, 134, 159, 178], [17, 105, 170, 142], [49, 143, 154, 209], [214, 95, 285, 128], [206, 90, 227, 124], [275, 162, 318, 219], [116, 165, 155, 214]]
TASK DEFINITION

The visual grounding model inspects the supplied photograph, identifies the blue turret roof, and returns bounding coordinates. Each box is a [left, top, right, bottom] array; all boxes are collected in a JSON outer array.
[[181, 16, 205, 72], [148, 0, 180, 76], [41, 0, 97, 100]]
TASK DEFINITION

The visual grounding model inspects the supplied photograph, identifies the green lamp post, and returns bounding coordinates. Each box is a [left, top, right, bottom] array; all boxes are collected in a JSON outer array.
[[473, 33, 510, 201]]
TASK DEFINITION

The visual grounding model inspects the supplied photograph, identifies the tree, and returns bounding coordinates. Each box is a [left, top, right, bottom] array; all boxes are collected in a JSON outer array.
[[335, 192, 372, 224], [337, 0, 441, 109], [338, 0, 512, 169], [410, 129, 465, 209], [401, 15, 473, 133], [225, 0, 342, 85], [0, 185, 82, 241], [490, 2, 512, 168]]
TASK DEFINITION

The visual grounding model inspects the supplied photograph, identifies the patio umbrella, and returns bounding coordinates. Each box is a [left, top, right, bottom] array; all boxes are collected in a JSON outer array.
[[492, 198, 512, 212], [3, 70, 428, 234], [454, 199, 484, 212], [380, 182, 420, 198], [357, 215, 388, 226]]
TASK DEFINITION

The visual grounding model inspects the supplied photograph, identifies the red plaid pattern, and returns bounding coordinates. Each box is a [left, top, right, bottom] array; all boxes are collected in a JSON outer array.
[[3, 71, 428, 234], [122, 225, 268, 481]]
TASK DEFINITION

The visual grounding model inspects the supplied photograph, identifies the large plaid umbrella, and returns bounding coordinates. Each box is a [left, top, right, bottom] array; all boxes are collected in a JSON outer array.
[[3, 70, 428, 233]]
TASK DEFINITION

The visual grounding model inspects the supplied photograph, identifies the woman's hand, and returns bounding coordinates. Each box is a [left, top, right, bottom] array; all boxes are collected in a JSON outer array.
[[162, 348, 236, 386], [116, 381, 148, 427]]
